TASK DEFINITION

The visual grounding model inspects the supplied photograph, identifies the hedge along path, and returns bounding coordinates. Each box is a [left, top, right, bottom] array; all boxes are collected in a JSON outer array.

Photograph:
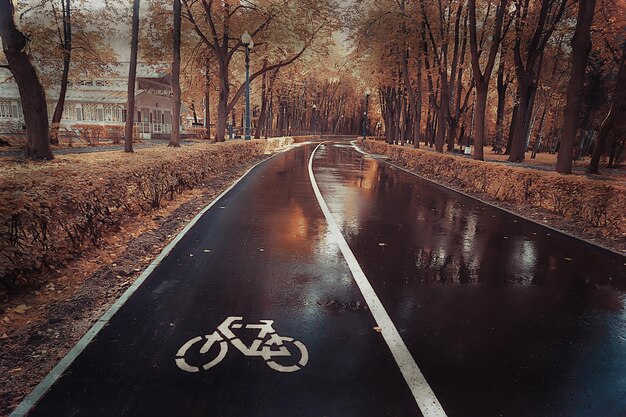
[[0, 138, 309, 289], [362, 141, 626, 248]]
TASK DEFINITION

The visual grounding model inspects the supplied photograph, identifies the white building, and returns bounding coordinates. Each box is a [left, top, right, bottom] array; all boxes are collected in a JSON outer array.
[[0, 68, 182, 140]]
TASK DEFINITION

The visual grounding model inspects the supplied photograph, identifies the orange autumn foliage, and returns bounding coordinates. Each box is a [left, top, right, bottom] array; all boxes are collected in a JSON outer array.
[[0, 140, 269, 289]]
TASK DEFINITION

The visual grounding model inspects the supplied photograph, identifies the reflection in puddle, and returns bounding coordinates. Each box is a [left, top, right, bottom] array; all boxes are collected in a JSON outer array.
[[312, 142, 626, 417]]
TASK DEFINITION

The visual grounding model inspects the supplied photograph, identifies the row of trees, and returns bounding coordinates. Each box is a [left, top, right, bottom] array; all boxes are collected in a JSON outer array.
[[1, 0, 368, 160], [348, 0, 625, 174]]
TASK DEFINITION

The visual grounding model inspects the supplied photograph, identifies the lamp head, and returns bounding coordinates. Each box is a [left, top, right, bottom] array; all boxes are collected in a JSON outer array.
[[241, 31, 253, 48]]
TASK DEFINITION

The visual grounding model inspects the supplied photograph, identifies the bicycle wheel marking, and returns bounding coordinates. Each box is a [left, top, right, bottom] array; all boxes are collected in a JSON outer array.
[[175, 316, 308, 373]]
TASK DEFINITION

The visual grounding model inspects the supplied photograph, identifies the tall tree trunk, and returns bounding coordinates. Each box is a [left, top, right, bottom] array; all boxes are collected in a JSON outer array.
[[169, 0, 182, 147], [508, 0, 565, 162], [468, 0, 508, 161], [124, 0, 140, 153], [402, 49, 420, 147], [414, 51, 423, 148], [255, 59, 268, 139], [51, 0, 72, 145], [493, 59, 508, 152], [435, 83, 449, 152], [204, 58, 210, 139], [0, 0, 52, 159], [505, 102, 518, 154], [531, 104, 548, 158], [215, 63, 229, 142], [556, 0, 596, 173], [588, 42, 626, 173]]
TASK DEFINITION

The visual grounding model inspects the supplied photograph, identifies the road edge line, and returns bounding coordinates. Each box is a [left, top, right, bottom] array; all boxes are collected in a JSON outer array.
[[308, 143, 447, 417], [351, 141, 625, 258], [8, 153, 278, 417]]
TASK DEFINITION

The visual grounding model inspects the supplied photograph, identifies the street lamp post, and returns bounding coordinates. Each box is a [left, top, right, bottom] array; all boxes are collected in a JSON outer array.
[[312, 104, 317, 135], [363, 90, 370, 141], [241, 31, 254, 140]]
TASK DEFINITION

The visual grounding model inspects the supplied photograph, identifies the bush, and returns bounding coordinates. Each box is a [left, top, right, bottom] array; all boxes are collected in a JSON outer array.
[[362, 140, 626, 241], [72, 124, 107, 145], [0, 140, 269, 289]]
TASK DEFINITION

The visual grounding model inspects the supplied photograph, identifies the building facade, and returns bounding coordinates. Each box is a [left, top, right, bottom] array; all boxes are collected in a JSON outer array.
[[0, 69, 181, 139]]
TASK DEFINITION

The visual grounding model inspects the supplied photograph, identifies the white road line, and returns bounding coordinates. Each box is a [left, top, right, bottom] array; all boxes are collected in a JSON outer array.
[[8, 154, 277, 417], [308, 143, 447, 417]]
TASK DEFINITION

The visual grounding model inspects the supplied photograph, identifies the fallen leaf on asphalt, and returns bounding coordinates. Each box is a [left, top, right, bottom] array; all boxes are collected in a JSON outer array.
[[189, 254, 194, 257], [565, 257, 572, 261], [258, 248, 265, 252], [203, 249, 211, 253], [378, 243, 387, 247], [14, 304, 30, 314], [373, 326, 382, 333]]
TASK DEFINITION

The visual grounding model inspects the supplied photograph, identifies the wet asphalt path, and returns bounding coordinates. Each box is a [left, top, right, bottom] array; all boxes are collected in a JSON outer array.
[[20, 143, 418, 417], [15, 141, 626, 417], [313, 142, 626, 417]]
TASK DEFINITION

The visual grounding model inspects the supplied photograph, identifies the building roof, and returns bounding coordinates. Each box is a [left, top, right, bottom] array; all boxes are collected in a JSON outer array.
[[0, 87, 127, 104]]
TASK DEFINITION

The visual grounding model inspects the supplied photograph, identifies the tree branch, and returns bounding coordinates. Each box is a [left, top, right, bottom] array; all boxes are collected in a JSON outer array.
[[226, 21, 327, 113]]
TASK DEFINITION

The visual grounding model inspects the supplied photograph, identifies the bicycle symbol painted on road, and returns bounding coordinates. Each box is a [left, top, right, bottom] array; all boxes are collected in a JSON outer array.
[[175, 316, 309, 373]]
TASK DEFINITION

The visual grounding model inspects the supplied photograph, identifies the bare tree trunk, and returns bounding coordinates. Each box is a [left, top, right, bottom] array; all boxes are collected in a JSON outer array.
[[509, 0, 565, 163], [0, 0, 52, 159], [531, 104, 548, 158], [215, 64, 229, 142], [124, 0, 140, 153], [255, 59, 268, 139], [505, 102, 517, 154], [468, 0, 508, 161], [169, 0, 182, 147], [414, 48, 423, 148], [556, 0, 596, 173], [493, 58, 508, 152], [51, 0, 72, 145], [204, 58, 210, 139], [588, 42, 626, 173]]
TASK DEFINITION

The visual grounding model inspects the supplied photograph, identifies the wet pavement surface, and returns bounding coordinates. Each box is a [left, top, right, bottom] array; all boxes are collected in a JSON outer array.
[[16, 141, 626, 416], [314, 142, 626, 417]]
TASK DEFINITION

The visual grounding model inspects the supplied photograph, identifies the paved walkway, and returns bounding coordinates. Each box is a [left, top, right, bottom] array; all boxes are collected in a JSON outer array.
[[11, 141, 626, 417]]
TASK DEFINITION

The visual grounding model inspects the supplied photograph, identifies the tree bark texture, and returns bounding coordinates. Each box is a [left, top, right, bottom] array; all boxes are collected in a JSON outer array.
[[0, 0, 52, 159]]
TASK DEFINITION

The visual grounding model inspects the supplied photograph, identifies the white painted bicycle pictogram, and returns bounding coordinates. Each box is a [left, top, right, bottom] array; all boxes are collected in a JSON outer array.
[[175, 316, 309, 373]]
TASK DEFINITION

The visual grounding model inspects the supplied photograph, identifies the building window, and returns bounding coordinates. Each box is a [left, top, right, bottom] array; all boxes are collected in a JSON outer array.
[[82, 104, 98, 121], [64, 104, 76, 121], [76, 107, 83, 121]]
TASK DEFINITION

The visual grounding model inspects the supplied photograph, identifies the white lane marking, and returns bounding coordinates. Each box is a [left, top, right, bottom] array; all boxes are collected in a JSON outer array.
[[8, 154, 280, 417], [308, 143, 447, 417]]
